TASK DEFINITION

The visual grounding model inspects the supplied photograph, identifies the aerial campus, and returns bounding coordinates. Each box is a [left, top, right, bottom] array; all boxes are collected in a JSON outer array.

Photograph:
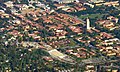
[[0, 0, 120, 72]]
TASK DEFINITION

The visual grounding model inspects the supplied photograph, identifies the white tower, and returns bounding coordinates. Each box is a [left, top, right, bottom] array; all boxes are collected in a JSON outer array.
[[86, 18, 90, 30]]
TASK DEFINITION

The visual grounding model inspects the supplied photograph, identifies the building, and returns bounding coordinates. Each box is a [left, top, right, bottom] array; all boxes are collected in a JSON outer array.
[[4, 1, 14, 7], [88, 0, 104, 3], [75, 0, 79, 2], [52, 0, 76, 4]]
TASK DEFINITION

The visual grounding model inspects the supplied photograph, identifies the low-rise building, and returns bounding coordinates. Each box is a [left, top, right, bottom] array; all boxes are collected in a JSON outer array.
[[4, 1, 14, 7], [52, 0, 76, 4]]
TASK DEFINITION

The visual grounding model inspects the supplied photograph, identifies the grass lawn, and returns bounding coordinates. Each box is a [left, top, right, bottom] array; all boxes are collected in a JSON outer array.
[[79, 13, 105, 19]]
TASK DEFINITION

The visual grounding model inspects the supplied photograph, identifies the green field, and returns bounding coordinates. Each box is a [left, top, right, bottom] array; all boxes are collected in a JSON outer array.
[[79, 13, 105, 19]]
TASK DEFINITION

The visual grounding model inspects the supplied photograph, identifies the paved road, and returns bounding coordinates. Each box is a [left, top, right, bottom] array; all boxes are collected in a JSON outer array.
[[57, 45, 80, 49], [79, 57, 120, 67]]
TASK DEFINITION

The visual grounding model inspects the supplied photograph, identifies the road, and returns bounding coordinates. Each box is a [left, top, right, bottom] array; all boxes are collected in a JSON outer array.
[[79, 57, 120, 67], [57, 45, 80, 49]]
